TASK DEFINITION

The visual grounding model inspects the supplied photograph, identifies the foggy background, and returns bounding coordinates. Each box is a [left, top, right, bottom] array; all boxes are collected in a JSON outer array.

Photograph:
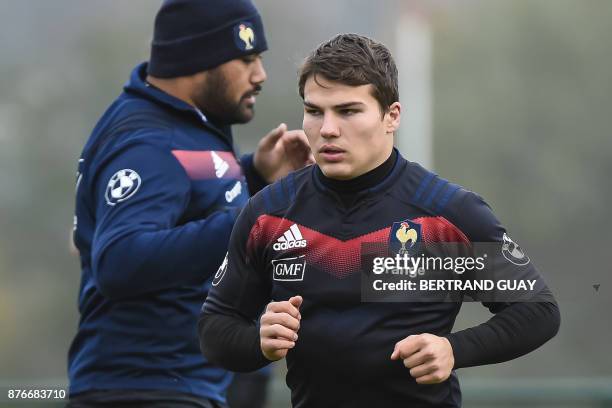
[[1, 0, 610, 406]]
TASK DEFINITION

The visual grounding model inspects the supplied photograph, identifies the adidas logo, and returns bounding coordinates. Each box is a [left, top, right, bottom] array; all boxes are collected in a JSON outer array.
[[211, 151, 229, 178], [273, 224, 307, 251]]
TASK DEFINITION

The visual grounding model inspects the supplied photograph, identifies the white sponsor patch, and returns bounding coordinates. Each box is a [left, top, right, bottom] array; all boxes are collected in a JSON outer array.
[[272, 255, 306, 281], [501, 233, 530, 266], [273, 224, 307, 251], [105, 169, 141, 206]]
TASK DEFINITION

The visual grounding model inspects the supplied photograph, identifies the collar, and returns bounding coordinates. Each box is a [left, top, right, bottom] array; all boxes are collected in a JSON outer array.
[[312, 148, 406, 201], [123, 62, 234, 147]]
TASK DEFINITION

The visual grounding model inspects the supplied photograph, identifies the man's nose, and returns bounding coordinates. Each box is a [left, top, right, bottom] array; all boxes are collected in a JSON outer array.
[[320, 113, 340, 138], [252, 58, 267, 84]]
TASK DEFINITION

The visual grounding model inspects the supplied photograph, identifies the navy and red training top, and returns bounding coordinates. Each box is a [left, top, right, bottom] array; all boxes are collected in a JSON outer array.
[[200, 149, 559, 408]]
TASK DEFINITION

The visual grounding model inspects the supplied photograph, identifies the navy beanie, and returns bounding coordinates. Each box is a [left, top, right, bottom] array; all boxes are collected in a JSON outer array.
[[148, 0, 268, 78]]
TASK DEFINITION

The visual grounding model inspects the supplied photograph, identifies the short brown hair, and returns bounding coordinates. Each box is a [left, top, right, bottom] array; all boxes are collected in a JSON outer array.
[[298, 33, 399, 114]]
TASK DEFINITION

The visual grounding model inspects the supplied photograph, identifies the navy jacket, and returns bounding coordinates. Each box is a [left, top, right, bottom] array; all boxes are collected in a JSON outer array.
[[68, 63, 265, 402]]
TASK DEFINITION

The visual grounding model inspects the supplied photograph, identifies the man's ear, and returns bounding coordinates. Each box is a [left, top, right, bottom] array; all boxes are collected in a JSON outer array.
[[385, 102, 401, 133]]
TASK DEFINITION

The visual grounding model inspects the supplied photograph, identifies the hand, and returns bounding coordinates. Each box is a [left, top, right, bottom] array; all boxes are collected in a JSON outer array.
[[260, 295, 303, 361], [390, 333, 455, 384], [253, 123, 314, 183]]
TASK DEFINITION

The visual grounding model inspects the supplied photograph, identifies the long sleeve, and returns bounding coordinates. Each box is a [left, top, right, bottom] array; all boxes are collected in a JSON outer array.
[[444, 189, 561, 368], [447, 297, 560, 368], [198, 312, 270, 372], [241, 153, 268, 196], [199, 200, 273, 370], [90, 142, 239, 300]]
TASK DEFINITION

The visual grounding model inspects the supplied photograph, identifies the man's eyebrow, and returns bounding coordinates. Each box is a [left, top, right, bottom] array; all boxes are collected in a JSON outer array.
[[303, 101, 365, 109], [333, 102, 365, 109], [303, 101, 320, 109]]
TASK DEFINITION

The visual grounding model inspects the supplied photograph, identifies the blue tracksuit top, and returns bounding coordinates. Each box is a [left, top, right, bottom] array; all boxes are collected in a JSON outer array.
[[68, 62, 266, 402]]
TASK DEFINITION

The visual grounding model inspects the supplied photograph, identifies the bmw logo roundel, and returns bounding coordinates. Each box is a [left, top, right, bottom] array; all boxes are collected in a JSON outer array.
[[105, 169, 141, 206], [501, 233, 530, 266]]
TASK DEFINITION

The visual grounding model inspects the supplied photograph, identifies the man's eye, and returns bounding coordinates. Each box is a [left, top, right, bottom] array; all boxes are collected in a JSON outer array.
[[341, 109, 358, 116], [305, 109, 321, 116], [242, 56, 257, 63]]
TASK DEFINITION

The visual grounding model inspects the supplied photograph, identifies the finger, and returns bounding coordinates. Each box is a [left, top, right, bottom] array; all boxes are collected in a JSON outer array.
[[283, 131, 311, 153], [403, 350, 429, 369], [289, 295, 303, 310], [289, 296, 303, 320], [261, 324, 299, 341], [391, 335, 422, 360], [390, 343, 400, 360], [399, 335, 424, 359], [262, 338, 295, 351], [266, 301, 300, 318], [260, 123, 287, 147], [391, 338, 413, 360], [261, 325, 298, 342], [283, 129, 309, 144], [415, 372, 447, 385], [260, 312, 300, 331], [409, 362, 437, 379]]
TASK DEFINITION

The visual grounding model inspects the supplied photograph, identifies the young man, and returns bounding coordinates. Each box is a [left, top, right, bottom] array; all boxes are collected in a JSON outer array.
[[199, 34, 560, 407], [68, 1, 312, 407]]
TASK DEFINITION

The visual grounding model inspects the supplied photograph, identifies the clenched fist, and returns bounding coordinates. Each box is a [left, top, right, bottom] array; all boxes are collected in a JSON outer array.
[[390, 333, 455, 384], [260, 296, 302, 361]]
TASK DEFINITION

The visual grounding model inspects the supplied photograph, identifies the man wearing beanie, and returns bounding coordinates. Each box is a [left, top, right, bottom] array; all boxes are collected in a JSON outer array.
[[67, 1, 312, 407]]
